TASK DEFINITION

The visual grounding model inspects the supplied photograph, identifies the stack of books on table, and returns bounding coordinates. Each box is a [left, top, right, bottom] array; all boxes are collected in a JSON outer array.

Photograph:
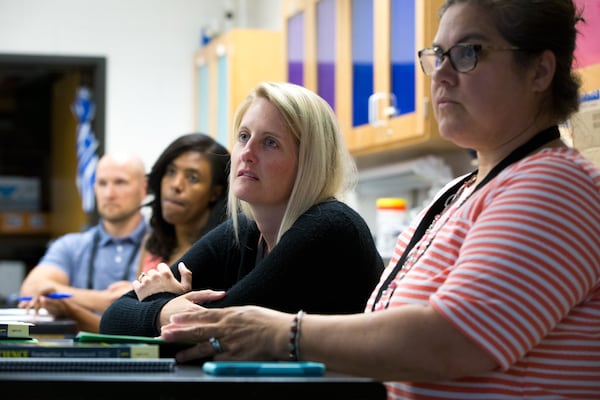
[[0, 323, 177, 372], [0, 320, 33, 340], [0, 307, 77, 339]]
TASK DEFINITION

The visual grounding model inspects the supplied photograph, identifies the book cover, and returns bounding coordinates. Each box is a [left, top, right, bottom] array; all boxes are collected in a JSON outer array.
[[75, 331, 195, 359], [0, 322, 32, 339], [0, 340, 159, 359], [0, 357, 176, 372]]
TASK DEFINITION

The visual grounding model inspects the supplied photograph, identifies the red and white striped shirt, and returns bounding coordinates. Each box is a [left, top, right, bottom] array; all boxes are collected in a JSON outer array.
[[367, 148, 600, 399]]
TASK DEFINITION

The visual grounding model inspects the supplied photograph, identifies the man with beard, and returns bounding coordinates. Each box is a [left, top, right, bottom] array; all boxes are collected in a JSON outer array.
[[19, 152, 148, 332]]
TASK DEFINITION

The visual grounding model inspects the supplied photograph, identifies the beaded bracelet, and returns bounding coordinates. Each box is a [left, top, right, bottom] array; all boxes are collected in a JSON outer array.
[[288, 310, 304, 361]]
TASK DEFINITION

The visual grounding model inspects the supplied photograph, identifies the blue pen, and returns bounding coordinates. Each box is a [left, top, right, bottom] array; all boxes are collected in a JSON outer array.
[[18, 293, 73, 301]]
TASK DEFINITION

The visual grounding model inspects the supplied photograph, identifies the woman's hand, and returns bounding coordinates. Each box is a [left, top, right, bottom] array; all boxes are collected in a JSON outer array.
[[160, 305, 291, 363], [157, 289, 226, 330], [133, 262, 192, 300]]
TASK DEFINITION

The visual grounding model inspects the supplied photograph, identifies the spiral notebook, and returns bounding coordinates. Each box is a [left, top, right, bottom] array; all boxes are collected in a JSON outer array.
[[0, 357, 176, 372]]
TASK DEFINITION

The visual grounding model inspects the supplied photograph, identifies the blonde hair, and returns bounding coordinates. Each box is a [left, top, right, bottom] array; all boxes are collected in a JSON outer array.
[[227, 81, 357, 244]]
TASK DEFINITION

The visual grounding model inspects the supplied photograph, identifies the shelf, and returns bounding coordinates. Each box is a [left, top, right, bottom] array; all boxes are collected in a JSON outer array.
[[0, 211, 50, 235]]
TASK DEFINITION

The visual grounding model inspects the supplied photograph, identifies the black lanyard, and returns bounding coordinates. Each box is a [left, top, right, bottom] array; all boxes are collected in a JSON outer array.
[[371, 125, 561, 311], [86, 229, 142, 289]]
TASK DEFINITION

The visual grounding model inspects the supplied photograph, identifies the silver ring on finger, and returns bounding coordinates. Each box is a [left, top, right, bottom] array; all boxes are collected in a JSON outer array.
[[138, 273, 146, 281], [209, 337, 223, 354]]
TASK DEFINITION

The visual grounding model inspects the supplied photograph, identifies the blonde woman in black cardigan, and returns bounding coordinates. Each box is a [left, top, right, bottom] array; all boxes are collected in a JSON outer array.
[[100, 81, 384, 337]]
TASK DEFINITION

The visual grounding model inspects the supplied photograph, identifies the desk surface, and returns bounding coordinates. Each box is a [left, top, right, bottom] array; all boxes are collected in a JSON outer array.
[[0, 364, 387, 399]]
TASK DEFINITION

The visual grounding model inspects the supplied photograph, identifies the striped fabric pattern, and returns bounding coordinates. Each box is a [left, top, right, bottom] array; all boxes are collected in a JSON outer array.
[[72, 86, 99, 214], [367, 148, 600, 399]]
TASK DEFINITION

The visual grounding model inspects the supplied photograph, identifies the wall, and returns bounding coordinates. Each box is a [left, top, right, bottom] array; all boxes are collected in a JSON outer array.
[[0, 0, 282, 169], [569, 0, 600, 167]]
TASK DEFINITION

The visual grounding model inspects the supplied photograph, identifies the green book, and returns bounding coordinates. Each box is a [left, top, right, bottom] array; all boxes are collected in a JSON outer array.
[[75, 331, 166, 345]]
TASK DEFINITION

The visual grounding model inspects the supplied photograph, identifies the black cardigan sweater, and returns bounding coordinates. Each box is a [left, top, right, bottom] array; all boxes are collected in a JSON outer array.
[[100, 200, 384, 336]]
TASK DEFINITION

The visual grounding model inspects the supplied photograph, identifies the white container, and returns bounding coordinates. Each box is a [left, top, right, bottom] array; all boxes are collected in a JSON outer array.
[[0, 260, 25, 299], [376, 198, 407, 260]]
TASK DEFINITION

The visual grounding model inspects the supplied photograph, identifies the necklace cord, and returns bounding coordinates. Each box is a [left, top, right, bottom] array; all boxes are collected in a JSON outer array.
[[370, 126, 561, 310], [86, 228, 144, 289]]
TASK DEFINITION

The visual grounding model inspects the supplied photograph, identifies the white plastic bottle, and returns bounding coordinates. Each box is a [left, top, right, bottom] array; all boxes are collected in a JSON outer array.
[[375, 197, 407, 260]]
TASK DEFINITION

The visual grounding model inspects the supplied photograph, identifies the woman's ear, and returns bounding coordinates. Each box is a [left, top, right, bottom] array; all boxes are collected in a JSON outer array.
[[531, 49, 556, 93]]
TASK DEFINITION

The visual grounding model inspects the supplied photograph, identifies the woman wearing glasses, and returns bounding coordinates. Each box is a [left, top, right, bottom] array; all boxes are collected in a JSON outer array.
[[159, 1, 600, 398]]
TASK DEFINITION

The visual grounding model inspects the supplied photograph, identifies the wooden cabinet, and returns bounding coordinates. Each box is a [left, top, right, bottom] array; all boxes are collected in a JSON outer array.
[[283, 0, 352, 137], [283, 0, 461, 162], [193, 29, 284, 149]]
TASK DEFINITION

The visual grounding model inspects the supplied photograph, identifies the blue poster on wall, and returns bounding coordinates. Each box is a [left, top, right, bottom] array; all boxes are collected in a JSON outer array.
[[71, 87, 99, 214]]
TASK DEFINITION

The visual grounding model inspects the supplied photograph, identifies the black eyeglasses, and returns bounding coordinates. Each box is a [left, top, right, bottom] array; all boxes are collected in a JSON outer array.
[[417, 43, 521, 76]]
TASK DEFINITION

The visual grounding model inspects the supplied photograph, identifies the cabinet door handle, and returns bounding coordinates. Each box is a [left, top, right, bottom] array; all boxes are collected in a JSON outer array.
[[368, 92, 398, 127]]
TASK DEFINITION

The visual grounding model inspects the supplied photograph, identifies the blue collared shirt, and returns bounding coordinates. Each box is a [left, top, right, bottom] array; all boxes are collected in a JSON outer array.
[[37, 219, 148, 290]]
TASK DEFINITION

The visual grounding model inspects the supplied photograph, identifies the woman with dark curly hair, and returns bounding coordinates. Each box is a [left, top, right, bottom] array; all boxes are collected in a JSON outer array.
[[138, 133, 230, 272]]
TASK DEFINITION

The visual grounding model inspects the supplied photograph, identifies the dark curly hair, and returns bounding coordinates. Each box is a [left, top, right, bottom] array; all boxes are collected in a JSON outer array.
[[145, 133, 230, 262]]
